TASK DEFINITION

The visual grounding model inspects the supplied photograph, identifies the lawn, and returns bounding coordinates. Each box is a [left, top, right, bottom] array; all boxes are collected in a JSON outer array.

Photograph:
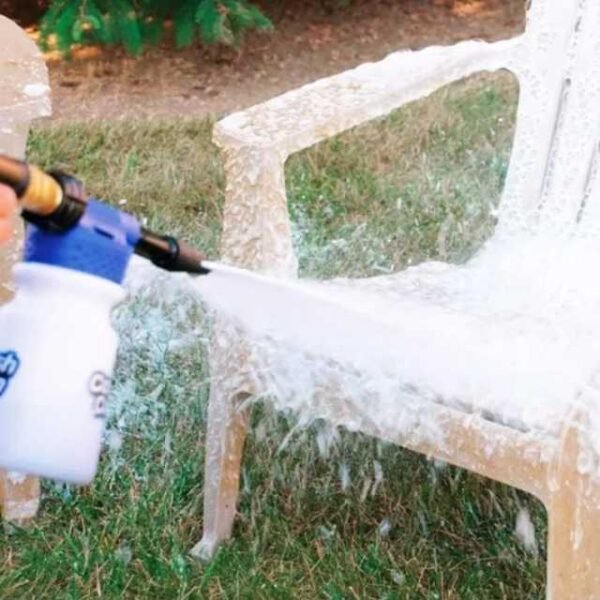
[[0, 71, 546, 599]]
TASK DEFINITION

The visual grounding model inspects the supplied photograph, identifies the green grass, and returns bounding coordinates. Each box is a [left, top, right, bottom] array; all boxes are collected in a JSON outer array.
[[0, 71, 547, 599]]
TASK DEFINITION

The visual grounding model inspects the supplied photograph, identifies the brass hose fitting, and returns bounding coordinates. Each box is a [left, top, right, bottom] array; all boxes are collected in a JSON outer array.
[[0, 156, 63, 216]]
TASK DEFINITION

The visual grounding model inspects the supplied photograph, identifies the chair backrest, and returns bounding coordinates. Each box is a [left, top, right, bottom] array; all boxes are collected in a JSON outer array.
[[498, 0, 600, 239]]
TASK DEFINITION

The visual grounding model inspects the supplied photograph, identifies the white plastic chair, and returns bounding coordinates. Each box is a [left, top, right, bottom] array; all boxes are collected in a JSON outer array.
[[0, 15, 51, 523], [194, 1, 600, 596]]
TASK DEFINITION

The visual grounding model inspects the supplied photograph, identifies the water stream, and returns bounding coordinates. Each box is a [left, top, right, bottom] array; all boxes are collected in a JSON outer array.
[[174, 230, 600, 470]]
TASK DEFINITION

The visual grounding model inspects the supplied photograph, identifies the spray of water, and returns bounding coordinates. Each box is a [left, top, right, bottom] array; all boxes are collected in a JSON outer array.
[[124, 220, 600, 484], [188, 234, 600, 459]]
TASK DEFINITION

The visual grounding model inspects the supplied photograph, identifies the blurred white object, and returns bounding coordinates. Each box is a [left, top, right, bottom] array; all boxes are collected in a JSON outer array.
[[0, 15, 50, 523]]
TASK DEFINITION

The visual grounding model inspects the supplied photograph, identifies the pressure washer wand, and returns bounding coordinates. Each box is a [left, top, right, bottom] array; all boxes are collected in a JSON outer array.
[[0, 154, 209, 275]]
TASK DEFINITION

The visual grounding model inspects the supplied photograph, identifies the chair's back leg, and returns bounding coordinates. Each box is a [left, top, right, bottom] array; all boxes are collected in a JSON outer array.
[[190, 332, 252, 560], [546, 412, 600, 598]]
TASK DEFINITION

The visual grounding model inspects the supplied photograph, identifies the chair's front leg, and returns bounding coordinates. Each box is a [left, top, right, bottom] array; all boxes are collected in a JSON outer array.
[[190, 329, 253, 561], [546, 411, 600, 599], [191, 143, 297, 561]]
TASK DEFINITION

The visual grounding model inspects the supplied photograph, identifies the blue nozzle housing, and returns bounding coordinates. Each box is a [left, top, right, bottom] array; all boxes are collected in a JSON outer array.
[[24, 200, 142, 285]]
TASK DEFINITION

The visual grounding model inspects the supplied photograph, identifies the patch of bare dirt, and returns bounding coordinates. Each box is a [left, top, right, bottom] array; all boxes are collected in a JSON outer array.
[[45, 0, 525, 122]]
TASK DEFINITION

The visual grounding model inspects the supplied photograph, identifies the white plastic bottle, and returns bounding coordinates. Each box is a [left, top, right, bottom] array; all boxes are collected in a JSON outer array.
[[0, 263, 124, 483], [0, 159, 207, 485], [0, 199, 140, 484]]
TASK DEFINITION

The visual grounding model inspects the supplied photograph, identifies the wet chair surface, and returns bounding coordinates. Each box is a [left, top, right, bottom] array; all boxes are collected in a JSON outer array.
[[196, 2, 600, 597]]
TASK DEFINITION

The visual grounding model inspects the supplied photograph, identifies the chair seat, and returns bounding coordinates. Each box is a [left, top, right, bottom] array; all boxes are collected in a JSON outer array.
[[230, 234, 600, 439]]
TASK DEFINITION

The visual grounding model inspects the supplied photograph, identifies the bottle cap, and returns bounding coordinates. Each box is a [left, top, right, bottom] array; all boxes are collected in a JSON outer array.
[[24, 200, 141, 284]]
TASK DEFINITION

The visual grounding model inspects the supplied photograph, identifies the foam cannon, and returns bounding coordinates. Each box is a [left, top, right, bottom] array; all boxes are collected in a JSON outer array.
[[0, 155, 209, 484]]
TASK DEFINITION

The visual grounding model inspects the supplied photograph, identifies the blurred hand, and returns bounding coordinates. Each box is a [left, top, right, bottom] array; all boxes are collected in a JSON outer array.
[[0, 184, 17, 245]]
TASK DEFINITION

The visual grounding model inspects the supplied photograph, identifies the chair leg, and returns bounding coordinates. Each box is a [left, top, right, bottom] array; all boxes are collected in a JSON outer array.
[[0, 471, 40, 523], [190, 339, 251, 561], [546, 415, 600, 599]]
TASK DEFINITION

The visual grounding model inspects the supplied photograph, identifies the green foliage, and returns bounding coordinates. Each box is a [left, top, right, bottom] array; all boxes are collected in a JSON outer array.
[[39, 0, 273, 56]]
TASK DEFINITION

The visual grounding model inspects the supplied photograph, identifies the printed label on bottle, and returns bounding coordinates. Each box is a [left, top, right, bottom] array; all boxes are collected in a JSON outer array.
[[89, 371, 111, 419], [0, 351, 20, 398]]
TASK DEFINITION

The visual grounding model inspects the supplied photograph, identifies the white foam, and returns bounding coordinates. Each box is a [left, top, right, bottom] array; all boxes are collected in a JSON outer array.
[[514, 507, 537, 554], [191, 233, 600, 450]]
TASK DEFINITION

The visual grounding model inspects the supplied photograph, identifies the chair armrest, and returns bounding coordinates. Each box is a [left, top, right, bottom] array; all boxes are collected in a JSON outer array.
[[215, 37, 522, 156], [213, 36, 523, 276]]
